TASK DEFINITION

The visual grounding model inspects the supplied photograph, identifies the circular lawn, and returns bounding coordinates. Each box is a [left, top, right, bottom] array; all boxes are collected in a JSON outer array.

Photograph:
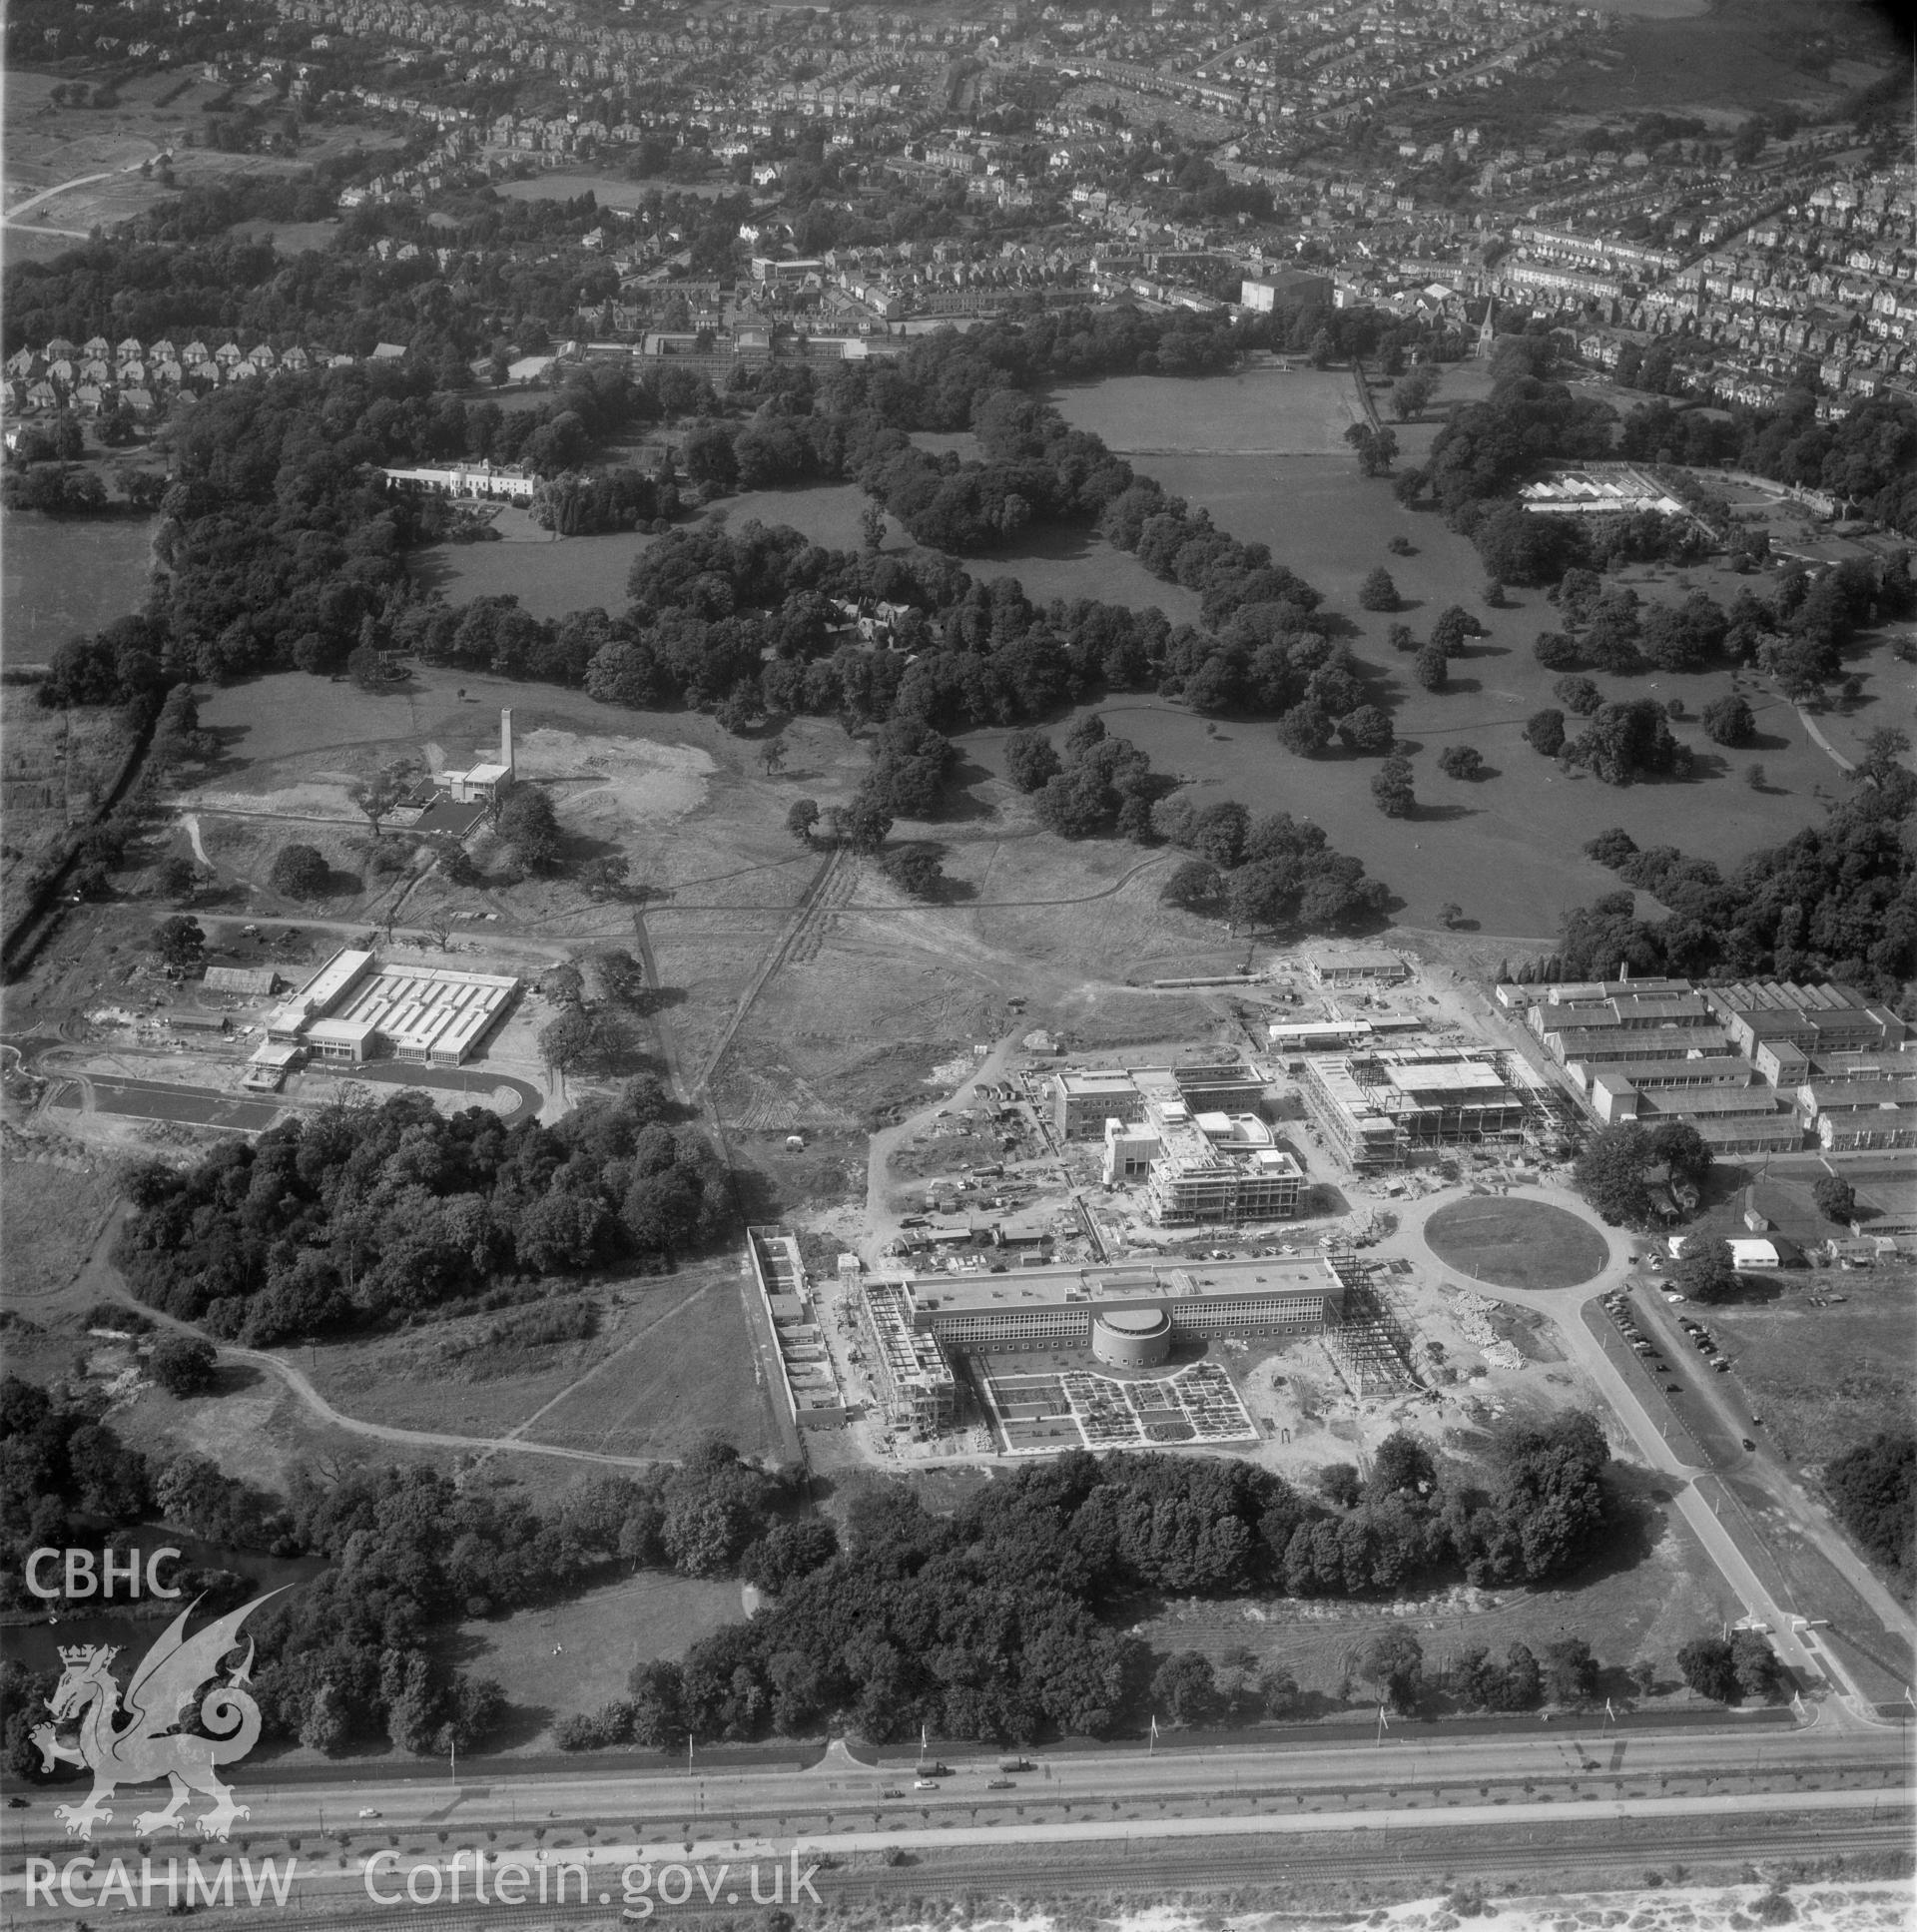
[[1423, 1197, 1610, 1291]]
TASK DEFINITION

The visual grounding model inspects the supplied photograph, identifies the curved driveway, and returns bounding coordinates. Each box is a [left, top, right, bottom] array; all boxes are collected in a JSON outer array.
[[1374, 1182, 1904, 1723]]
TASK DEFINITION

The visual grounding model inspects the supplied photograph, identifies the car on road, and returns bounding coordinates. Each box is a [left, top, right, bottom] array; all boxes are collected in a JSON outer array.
[[881, 1788, 904, 1799], [913, 1778, 940, 1791], [986, 1778, 1015, 1790], [999, 1757, 1032, 1772], [357, 1809, 380, 1819]]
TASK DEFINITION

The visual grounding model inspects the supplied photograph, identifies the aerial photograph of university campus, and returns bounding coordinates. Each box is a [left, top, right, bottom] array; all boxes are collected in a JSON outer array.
[[0, 0, 1914, 1923]]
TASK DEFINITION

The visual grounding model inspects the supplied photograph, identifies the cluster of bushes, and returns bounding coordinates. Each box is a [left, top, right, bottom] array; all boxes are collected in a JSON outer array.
[[1552, 736, 1915, 995], [114, 1080, 734, 1344], [561, 1422, 1612, 1747]]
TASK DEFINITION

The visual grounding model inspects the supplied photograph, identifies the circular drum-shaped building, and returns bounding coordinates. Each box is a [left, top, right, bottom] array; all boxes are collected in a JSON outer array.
[[1091, 1307, 1172, 1369]]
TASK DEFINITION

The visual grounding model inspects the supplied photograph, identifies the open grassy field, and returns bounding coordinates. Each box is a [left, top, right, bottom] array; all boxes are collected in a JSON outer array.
[[294, 1260, 777, 1462], [1052, 366, 1367, 456], [419, 488, 874, 619], [1139, 1481, 1741, 1705], [1692, 1272, 1914, 1473], [457, 1568, 744, 1732], [1, 509, 156, 665], [1424, 1199, 1611, 1292]]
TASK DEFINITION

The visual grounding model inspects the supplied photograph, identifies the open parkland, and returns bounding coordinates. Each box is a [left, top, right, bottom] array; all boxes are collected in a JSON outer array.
[[2, 348, 1913, 1926]]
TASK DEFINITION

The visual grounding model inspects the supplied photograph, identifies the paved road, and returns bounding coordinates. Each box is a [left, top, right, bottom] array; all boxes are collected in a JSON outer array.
[[47, 1070, 287, 1132], [5, 1718, 1902, 1865], [1379, 1184, 1891, 1721]]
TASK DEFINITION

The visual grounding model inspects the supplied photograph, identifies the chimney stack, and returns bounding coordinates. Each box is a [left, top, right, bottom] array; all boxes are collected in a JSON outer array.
[[501, 707, 514, 774]]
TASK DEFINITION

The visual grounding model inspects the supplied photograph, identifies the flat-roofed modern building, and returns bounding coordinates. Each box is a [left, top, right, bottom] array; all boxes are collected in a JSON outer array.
[[889, 1253, 1347, 1355], [1300, 943, 1410, 988], [1797, 1076, 1917, 1150], [1101, 1098, 1304, 1224], [1050, 1058, 1266, 1139], [860, 1280, 958, 1437], [1301, 1047, 1534, 1168]]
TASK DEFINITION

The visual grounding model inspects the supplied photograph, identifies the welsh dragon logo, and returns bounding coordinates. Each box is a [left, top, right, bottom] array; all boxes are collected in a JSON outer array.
[[32, 1591, 285, 1843]]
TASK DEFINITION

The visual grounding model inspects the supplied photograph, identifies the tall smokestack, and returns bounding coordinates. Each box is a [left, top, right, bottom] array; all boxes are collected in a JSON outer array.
[[501, 707, 514, 774]]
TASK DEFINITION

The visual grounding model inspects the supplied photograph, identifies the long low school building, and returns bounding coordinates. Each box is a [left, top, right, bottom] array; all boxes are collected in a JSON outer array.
[[884, 1254, 1348, 1355]]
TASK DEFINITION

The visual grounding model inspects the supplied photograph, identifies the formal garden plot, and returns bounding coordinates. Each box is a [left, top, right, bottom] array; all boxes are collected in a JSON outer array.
[[975, 1357, 1257, 1454]]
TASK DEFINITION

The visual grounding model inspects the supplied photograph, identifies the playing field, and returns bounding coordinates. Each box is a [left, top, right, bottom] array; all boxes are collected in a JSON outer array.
[[1424, 1198, 1612, 1291], [1051, 366, 1367, 456], [457, 1568, 746, 1734], [1, 509, 155, 664]]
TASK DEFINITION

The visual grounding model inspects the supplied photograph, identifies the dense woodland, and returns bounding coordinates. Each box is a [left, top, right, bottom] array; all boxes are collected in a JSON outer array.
[[1547, 727, 1916, 996], [565, 1419, 1614, 1747], [0, 1379, 801, 1768], [115, 1080, 732, 1343], [1823, 1432, 1915, 1597]]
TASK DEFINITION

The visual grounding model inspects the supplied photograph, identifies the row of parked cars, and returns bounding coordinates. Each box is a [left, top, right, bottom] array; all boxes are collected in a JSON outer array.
[[1602, 1291, 1759, 1453]]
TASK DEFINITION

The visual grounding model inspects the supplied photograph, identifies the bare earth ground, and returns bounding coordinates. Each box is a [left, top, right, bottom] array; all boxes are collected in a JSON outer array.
[[0, 1131, 121, 1305], [0, 690, 135, 925]]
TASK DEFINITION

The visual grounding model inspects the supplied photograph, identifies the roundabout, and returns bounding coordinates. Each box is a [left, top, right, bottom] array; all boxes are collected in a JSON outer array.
[[1422, 1194, 1611, 1291]]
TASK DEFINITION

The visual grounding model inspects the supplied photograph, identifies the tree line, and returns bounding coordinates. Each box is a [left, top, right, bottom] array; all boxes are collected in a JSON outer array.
[[560, 1419, 1613, 1748]]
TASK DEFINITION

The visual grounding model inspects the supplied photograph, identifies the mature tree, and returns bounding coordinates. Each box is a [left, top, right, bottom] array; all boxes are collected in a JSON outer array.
[[1729, 1629, 1783, 1701], [1439, 902, 1466, 929], [1429, 606, 1479, 657], [1534, 631, 1581, 671], [580, 855, 632, 901], [882, 847, 945, 900], [1371, 754, 1416, 819], [1413, 644, 1449, 692], [859, 501, 887, 552], [1575, 1120, 1700, 1225], [1700, 695, 1755, 747], [1437, 745, 1485, 780], [1150, 1650, 1219, 1728], [1357, 1628, 1423, 1714], [348, 761, 416, 840], [1339, 705, 1394, 755], [1387, 623, 1417, 654], [1160, 859, 1223, 913], [1391, 364, 1438, 420], [1524, 708, 1568, 757], [1274, 702, 1334, 756], [1676, 1635, 1740, 1702], [787, 799, 821, 845], [1555, 674, 1603, 717], [497, 783, 563, 874], [838, 795, 893, 856], [1542, 1636, 1598, 1706], [1811, 1176, 1856, 1224], [1358, 567, 1400, 612], [1824, 1432, 1915, 1588], [1672, 1235, 1738, 1305], [345, 643, 385, 692], [149, 1334, 218, 1398], [152, 915, 206, 972], [157, 856, 202, 902], [1314, 1462, 1363, 1508], [539, 1008, 599, 1075], [1003, 730, 1062, 794], [268, 843, 330, 900]]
